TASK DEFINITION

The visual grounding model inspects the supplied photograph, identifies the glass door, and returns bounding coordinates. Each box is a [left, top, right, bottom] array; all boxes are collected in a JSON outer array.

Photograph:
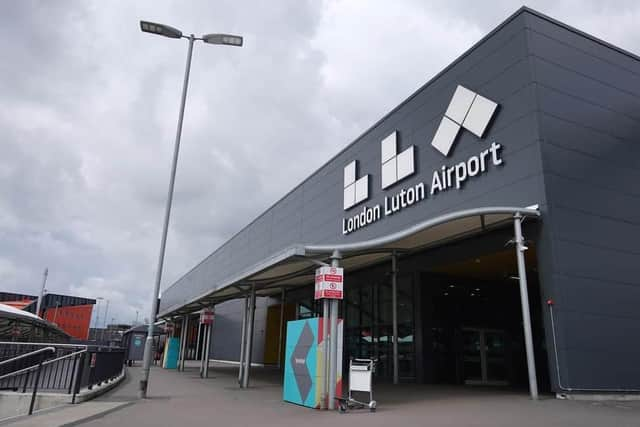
[[462, 328, 508, 385], [462, 329, 483, 383], [484, 330, 508, 385]]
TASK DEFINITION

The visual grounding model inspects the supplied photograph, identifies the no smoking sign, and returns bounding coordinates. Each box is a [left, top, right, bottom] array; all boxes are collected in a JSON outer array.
[[314, 266, 344, 300]]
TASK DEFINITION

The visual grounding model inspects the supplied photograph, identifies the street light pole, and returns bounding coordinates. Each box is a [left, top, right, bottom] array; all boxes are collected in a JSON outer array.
[[94, 297, 103, 340], [103, 299, 110, 328], [36, 268, 48, 317], [138, 21, 242, 398], [140, 34, 194, 399]]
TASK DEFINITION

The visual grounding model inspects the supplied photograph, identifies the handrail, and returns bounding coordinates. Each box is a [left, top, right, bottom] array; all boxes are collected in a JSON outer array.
[[0, 341, 87, 349], [0, 343, 126, 415], [0, 346, 55, 367], [0, 348, 87, 381]]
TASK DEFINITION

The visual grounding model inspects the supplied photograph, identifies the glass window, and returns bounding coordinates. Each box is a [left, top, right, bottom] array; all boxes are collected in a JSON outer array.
[[344, 272, 416, 381]]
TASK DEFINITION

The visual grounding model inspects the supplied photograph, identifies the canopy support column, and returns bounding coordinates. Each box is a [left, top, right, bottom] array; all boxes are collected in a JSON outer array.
[[241, 285, 256, 389], [277, 288, 285, 369], [179, 314, 189, 372], [391, 251, 399, 385], [203, 321, 212, 378], [195, 320, 202, 361], [238, 294, 248, 385], [199, 322, 206, 377], [513, 212, 539, 400]]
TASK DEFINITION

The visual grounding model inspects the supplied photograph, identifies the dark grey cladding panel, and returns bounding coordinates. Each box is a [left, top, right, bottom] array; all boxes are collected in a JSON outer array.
[[560, 311, 640, 389], [538, 114, 640, 170], [552, 207, 640, 255], [525, 12, 640, 75], [536, 85, 631, 140], [160, 11, 543, 314], [553, 273, 640, 321], [562, 310, 640, 351], [553, 239, 640, 286], [541, 142, 640, 197], [533, 58, 640, 122], [528, 32, 640, 99], [535, 19, 640, 390], [544, 170, 640, 224]]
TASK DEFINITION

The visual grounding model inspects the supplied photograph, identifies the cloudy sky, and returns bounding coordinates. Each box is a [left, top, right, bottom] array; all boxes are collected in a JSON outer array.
[[1, 0, 639, 326]]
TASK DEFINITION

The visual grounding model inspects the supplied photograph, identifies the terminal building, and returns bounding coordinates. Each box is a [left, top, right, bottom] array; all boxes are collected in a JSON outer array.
[[157, 7, 640, 398]]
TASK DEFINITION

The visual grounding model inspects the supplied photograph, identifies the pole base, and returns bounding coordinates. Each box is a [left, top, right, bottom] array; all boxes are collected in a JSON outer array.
[[139, 380, 148, 399]]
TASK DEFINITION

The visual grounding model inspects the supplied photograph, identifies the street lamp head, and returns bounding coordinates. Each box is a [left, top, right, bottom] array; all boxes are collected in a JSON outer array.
[[202, 33, 243, 47], [140, 21, 183, 39]]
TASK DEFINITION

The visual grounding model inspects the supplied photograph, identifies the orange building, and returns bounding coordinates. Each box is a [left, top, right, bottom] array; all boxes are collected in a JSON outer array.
[[0, 292, 95, 340], [42, 303, 94, 340]]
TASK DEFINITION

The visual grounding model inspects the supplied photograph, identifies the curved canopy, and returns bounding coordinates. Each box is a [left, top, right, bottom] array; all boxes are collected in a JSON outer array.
[[305, 206, 540, 254], [159, 206, 540, 317], [0, 303, 70, 342]]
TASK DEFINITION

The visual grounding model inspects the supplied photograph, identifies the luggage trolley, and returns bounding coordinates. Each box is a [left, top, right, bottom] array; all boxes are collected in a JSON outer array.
[[336, 358, 377, 413]]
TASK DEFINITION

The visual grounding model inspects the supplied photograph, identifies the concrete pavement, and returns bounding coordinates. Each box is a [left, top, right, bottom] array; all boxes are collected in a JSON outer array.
[[0, 401, 132, 427], [7, 362, 640, 427], [78, 363, 640, 427]]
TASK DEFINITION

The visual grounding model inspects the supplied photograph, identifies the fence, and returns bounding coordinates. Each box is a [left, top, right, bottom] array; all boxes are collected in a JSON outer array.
[[0, 342, 125, 414], [0, 343, 81, 393]]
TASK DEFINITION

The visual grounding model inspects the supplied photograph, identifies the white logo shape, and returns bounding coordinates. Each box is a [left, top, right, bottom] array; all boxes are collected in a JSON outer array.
[[381, 131, 415, 189], [431, 85, 498, 156], [343, 160, 369, 210]]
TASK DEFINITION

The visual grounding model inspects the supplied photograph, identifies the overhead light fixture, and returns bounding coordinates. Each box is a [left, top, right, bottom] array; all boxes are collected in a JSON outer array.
[[140, 21, 183, 39], [203, 33, 243, 46]]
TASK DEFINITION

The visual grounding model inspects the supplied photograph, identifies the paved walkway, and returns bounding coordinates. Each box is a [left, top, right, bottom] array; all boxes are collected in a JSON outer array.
[[89, 363, 640, 427], [10, 363, 640, 426]]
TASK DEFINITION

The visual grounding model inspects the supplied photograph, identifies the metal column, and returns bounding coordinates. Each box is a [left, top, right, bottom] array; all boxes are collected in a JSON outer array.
[[513, 213, 539, 400], [241, 285, 256, 388], [179, 315, 189, 372], [238, 294, 248, 385], [203, 322, 212, 378], [277, 288, 286, 369], [322, 298, 329, 409], [328, 250, 341, 410], [391, 251, 399, 385], [195, 321, 202, 361], [200, 323, 207, 377]]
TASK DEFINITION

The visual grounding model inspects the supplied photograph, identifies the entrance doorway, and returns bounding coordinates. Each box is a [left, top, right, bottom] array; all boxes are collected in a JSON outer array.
[[421, 247, 549, 391]]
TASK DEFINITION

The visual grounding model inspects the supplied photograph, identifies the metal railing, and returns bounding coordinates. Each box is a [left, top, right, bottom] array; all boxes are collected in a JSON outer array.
[[0, 346, 56, 415], [0, 343, 86, 393], [0, 342, 125, 416]]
